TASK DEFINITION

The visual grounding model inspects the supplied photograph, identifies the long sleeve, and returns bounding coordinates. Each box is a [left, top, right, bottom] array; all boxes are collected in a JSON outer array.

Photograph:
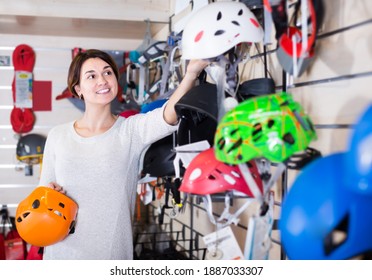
[[38, 126, 58, 187]]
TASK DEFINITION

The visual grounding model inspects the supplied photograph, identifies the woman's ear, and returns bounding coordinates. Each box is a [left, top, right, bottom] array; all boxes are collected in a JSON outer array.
[[74, 85, 80, 95]]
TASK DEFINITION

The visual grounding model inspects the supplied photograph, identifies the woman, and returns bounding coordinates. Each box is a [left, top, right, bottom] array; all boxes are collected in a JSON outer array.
[[39, 49, 208, 259]]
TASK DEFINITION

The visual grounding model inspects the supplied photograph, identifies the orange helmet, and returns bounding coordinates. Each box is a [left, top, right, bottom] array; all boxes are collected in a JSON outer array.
[[15, 186, 78, 247]]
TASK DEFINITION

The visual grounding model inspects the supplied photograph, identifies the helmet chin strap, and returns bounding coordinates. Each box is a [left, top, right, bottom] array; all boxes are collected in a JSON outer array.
[[201, 161, 286, 229], [205, 59, 227, 121], [204, 48, 245, 121], [202, 193, 255, 230]]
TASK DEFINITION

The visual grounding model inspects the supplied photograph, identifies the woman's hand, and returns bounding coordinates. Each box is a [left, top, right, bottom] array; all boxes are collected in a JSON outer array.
[[184, 59, 210, 81], [47, 182, 66, 194], [163, 59, 209, 125]]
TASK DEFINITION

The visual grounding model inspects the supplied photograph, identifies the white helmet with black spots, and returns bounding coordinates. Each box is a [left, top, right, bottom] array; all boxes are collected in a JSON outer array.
[[181, 1, 264, 60]]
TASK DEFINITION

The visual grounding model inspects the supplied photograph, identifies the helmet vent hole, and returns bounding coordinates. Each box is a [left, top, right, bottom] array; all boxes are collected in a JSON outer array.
[[59, 202, 65, 208], [32, 199, 40, 209], [238, 9, 243, 16], [324, 214, 349, 256], [230, 128, 239, 136], [208, 175, 216, 180], [17, 217, 22, 222], [231, 21, 240, 26], [283, 132, 295, 144], [227, 138, 242, 153], [22, 212, 30, 219], [280, 101, 289, 107], [267, 119, 275, 128], [217, 138, 225, 150], [69, 221, 76, 234], [217, 11, 222, 21], [214, 30, 225, 36], [252, 123, 262, 141]]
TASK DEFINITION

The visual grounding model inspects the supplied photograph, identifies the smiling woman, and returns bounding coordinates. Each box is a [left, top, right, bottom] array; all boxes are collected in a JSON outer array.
[[35, 49, 208, 260]]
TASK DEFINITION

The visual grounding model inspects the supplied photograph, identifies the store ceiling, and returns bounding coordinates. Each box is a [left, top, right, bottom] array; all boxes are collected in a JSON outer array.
[[0, 0, 173, 39]]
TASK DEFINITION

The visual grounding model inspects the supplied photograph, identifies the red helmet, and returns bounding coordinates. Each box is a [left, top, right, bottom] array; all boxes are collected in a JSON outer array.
[[179, 148, 263, 197], [15, 186, 78, 247]]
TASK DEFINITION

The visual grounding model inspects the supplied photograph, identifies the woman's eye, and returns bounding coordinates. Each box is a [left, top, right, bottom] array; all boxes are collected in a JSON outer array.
[[104, 70, 112, 76], [88, 74, 95, 79]]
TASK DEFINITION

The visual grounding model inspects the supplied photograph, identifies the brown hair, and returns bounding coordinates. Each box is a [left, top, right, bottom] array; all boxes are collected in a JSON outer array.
[[67, 49, 119, 98]]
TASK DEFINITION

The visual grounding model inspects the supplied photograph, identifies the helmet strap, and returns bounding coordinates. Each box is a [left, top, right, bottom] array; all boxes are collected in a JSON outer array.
[[238, 163, 263, 200], [263, 162, 287, 194], [205, 59, 227, 121]]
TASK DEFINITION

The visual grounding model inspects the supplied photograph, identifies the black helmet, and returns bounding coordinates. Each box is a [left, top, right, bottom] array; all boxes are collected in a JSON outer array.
[[16, 133, 46, 164], [142, 133, 184, 178], [175, 83, 218, 146], [237, 78, 276, 102]]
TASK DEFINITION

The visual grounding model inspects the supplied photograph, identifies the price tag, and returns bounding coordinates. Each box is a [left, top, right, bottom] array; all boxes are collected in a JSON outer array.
[[203, 226, 244, 260], [15, 71, 33, 108]]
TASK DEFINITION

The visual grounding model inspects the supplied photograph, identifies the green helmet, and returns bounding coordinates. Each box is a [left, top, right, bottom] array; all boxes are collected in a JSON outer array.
[[214, 92, 317, 164]]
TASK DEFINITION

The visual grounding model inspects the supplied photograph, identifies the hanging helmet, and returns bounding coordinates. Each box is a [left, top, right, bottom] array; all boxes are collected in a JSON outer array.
[[279, 152, 372, 259], [140, 98, 167, 113], [286, 147, 322, 170], [175, 83, 218, 146], [214, 92, 317, 164], [275, 0, 325, 77], [142, 133, 184, 178], [15, 186, 78, 247], [236, 78, 276, 102], [179, 148, 263, 197], [181, 1, 263, 60], [16, 133, 47, 164], [343, 104, 372, 195], [119, 109, 139, 118]]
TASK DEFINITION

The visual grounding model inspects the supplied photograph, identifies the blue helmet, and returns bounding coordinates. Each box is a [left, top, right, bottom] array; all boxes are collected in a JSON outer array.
[[344, 103, 372, 195], [280, 152, 372, 259], [140, 99, 167, 113]]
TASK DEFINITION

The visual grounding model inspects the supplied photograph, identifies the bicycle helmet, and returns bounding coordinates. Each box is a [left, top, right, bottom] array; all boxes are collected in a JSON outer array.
[[275, 0, 324, 77], [237, 78, 275, 102], [119, 109, 139, 118], [16, 133, 47, 164], [140, 98, 167, 113], [179, 148, 263, 197], [286, 147, 322, 170], [344, 103, 372, 195], [181, 1, 263, 60], [15, 186, 78, 247], [142, 133, 183, 178], [214, 92, 317, 164], [279, 152, 372, 259], [175, 83, 218, 146]]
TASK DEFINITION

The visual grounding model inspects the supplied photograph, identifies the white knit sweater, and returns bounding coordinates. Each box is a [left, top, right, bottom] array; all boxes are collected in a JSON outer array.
[[39, 106, 177, 259]]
